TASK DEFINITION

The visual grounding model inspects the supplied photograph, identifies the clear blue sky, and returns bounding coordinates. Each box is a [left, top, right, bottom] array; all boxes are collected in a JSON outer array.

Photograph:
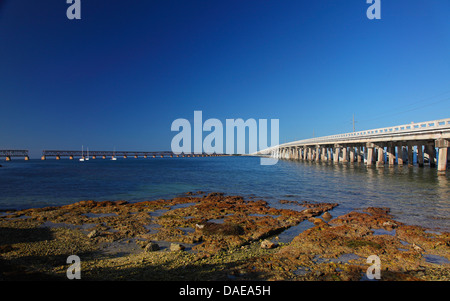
[[1, 0, 449, 157]]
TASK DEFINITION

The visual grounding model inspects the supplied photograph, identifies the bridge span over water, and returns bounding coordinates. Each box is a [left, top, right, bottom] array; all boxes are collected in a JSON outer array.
[[255, 118, 450, 173], [40, 150, 221, 160]]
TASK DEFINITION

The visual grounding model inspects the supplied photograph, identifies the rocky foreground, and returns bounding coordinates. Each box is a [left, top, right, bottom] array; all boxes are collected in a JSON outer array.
[[0, 192, 449, 281]]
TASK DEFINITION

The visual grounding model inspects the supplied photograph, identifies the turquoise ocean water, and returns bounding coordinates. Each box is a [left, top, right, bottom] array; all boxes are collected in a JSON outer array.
[[0, 156, 448, 231]]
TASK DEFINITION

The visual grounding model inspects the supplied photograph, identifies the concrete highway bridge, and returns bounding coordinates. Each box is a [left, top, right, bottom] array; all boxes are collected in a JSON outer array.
[[254, 118, 450, 173]]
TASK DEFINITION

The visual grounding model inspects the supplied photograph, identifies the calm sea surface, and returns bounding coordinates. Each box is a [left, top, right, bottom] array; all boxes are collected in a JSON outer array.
[[0, 156, 449, 231]]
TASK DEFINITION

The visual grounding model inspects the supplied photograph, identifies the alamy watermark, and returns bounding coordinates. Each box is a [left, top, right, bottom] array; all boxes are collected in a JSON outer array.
[[366, 0, 381, 20], [66, 0, 81, 20], [66, 255, 81, 279], [65, 1, 381, 21], [170, 111, 279, 165], [366, 255, 381, 280]]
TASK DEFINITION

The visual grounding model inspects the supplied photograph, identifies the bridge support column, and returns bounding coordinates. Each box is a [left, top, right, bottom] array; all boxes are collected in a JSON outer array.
[[387, 144, 395, 167], [426, 144, 436, 167], [407, 143, 414, 166], [436, 139, 449, 173], [333, 146, 340, 164], [315, 146, 320, 161], [357, 146, 363, 163], [349, 147, 355, 163], [403, 147, 409, 165], [327, 148, 332, 162], [376, 145, 384, 167], [417, 144, 424, 167], [438, 148, 448, 173], [397, 144, 403, 166], [366, 143, 374, 166], [342, 147, 348, 163], [322, 147, 327, 161]]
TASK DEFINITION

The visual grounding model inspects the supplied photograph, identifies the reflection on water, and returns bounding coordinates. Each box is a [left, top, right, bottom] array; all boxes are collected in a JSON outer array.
[[0, 157, 448, 231]]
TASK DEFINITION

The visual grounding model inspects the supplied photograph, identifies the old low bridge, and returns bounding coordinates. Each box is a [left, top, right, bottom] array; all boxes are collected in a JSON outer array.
[[40, 150, 220, 160], [255, 118, 450, 173], [0, 150, 29, 161]]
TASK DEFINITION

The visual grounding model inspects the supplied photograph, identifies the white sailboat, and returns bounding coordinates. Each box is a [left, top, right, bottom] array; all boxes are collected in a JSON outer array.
[[111, 147, 117, 160], [85, 147, 90, 161], [79, 145, 85, 162]]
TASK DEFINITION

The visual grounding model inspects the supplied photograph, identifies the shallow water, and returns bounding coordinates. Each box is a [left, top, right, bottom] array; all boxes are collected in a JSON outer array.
[[0, 156, 448, 231]]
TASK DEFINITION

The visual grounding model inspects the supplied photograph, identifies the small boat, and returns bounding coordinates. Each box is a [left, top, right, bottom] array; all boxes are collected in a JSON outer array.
[[85, 147, 90, 161], [79, 145, 85, 162], [111, 147, 117, 160]]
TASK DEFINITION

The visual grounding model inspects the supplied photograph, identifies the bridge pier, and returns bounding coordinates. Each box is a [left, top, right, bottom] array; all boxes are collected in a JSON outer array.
[[407, 143, 414, 167], [366, 143, 374, 166], [342, 147, 348, 163], [397, 144, 404, 166], [417, 144, 424, 167], [349, 147, 355, 163], [426, 144, 436, 167], [436, 139, 449, 173], [376, 145, 384, 167], [333, 146, 340, 164], [387, 144, 395, 167]]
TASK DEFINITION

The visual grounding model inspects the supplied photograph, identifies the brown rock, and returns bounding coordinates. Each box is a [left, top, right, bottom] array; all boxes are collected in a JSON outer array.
[[170, 243, 185, 252], [261, 239, 278, 249], [322, 212, 332, 221], [144, 242, 160, 252]]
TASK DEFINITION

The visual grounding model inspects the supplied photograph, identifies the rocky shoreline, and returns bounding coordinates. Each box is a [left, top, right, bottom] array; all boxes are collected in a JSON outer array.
[[0, 192, 449, 281]]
